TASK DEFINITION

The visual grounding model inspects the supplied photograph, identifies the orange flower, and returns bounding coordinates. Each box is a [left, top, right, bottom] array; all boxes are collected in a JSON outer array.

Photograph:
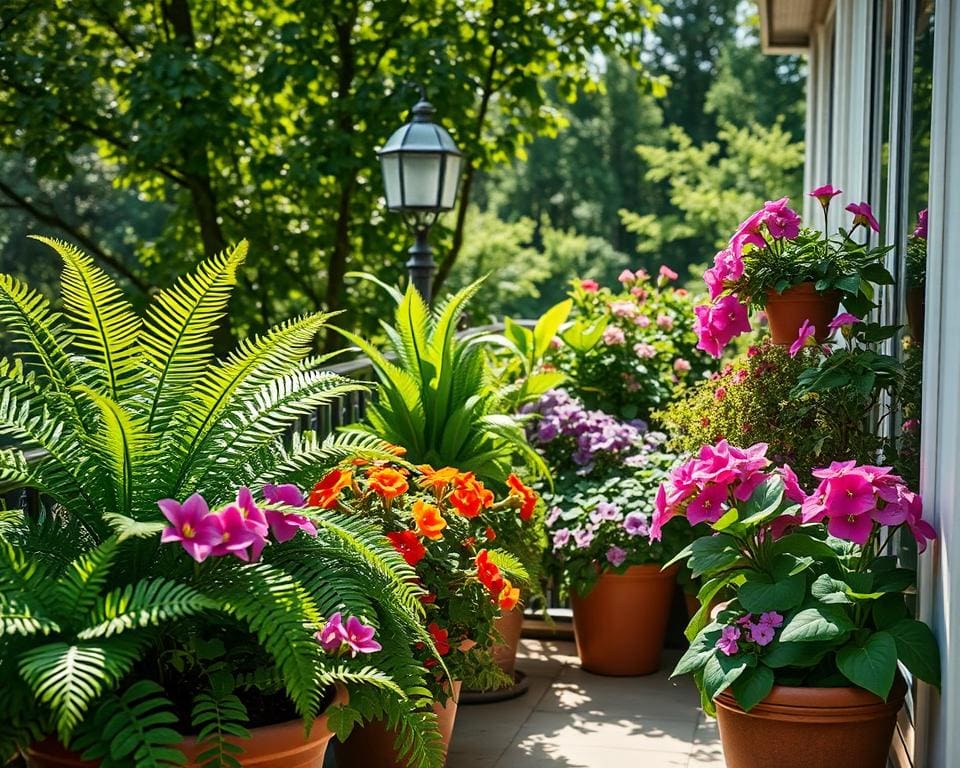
[[367, 467, 409, 501], [308, 469, 353, 508], [475, 549, 504, 597], [499, 579, 520, 612], [449, 472, 494, 518], [412, 499, 447, 540], [417, 465, 460, 495], [484, 525, 497, 541], [507, 473, 538, 521]]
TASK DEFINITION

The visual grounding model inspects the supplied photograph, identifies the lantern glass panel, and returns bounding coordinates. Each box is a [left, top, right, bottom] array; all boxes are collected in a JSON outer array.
[[381, 155, 402, 208], [440, 154, 462, 209], [400, 153, 442, 208]]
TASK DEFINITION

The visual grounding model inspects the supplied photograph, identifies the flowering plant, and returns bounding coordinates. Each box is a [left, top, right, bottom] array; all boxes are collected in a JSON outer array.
[[906, 208, 927, 289], [528, 390, 691, 595], [657, 440, 939, 714], [545, 267, 714, 422], [694, 188, 895, 357], [0, 240, 444, 767], [306, 459, 536, 696]]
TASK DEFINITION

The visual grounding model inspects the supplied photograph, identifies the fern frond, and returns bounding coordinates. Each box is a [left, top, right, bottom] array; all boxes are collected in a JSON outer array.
[[483, 549, 529, 583], [317, 664, 404, 697], [72, 680, 186, 767], [0, 593, 61, 636], [50, 539, 118, 620], [18, 636, 143, 741], [191, 670, 250, 768], [140, 241, 247, 433], [78, 578, 215, 639], [30, 236, 140, 399]]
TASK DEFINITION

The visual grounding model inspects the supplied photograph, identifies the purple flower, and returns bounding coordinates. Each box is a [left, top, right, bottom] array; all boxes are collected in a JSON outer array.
[[537, 420, 560, 442], [159, 494, 219, 563], [343, 615, 382, 655], [595, 501, 621, 521], [715, 625, 741, 656], [263, 483, 306, 507], [316, 612, 348, 652], [209, 506, 262, 562], [623, 512, 649, 537], [573, 528, 594, 549], [914, 208, 928, 240], [606, 545, 628, 567], [759, 611, 784, 628], [828, 313, 862, 331], [846, 202, 880, 233], [262, 482, 318, 543], [546, 506, 563, 527], [552, 528, 571, 549], [747, 622, 776, 646], [788, 319, 816, 357]]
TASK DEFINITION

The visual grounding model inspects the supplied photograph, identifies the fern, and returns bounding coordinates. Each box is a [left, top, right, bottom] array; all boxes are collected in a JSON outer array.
[[191, 669, 250, 768], [73, 680, 186, 767], [78, 578, 215, 639], [0, 593, 60, 636]]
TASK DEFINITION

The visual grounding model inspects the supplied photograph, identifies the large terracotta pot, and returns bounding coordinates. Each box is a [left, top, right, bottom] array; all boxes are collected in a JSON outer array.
[[333, 680, 462, 768], [906, 285, 925, 345], [765, 283, 841, 344], [491, 608, 524, 677], [571, 564, 678, 676], [715, 676, 906, 768], [23, 686, 347, 768]]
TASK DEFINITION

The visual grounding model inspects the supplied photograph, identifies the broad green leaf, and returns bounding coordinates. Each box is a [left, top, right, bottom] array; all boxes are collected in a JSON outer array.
[[836, 632, 898, 699], [779, 606, 854, 643], [811, 574, 853, 605], [730, 664, 774, 711], [738, 573, 805, 613], [702, 652, 749, 701], [887, 620, 940, 686]]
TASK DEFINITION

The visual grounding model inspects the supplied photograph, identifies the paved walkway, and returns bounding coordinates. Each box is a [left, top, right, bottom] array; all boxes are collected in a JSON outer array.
[[449, 639, 725, 768]]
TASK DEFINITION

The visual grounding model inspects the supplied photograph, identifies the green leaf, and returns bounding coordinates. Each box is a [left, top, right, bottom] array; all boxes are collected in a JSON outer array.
[[779, 606, 854, 643], [685, 534, 742, 578], [887, 620, 940, 686], [702, 652, 749, 701], [872, 594, 908, 629], [836, 632, 898, 698], [673, 630, 720, 677], [763, 639, 835, 668], [730, 664, 774, 711], [811, 574, 853, 605], [738, 573, 806, 613], [738, 477, 786, 525], [770, 533, 839, 561]]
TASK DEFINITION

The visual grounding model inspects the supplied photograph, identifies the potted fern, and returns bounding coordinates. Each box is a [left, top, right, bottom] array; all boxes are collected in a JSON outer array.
[[0, 239, 444, 768]]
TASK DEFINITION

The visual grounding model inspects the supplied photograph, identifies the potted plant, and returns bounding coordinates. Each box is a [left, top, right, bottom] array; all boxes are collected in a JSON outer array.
[[0, 239, 444, 767], [318, 460, 534, 766], [906, 208, 927, 344], [539, 267, 713, 424], [654, 440, 939, 768], [529, 389, 690, 675], [696, 186, 895, 352]]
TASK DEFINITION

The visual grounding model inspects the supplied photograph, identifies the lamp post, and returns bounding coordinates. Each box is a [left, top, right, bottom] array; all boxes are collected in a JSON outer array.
[[378, 94, 463, 302]]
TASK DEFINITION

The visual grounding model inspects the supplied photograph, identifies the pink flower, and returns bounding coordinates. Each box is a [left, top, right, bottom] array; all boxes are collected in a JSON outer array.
[[715, 625, 741, 656], [316, 612, 348, 652], [760, 611, 784, 628], [606, 545, 628, 567], [703, 248, 744, 299], [673, 358, 691, 372], [580, 279, 599, 293], [903, 418, 920, 433], [602, 326, 626, 345], [822, 472, 876, 519], [828, 313, 862, 331], [634, 342, 657, 359], [656, 313, 674, 330], [630, 286, 648, 300], [159, 494, 219, 563], [904, 492, 936, 552], [635, 268, 650, 281], [686, 483, 728, 526], [634, 314, 651, 328], [343, 615, 383, 655], [778, 464, 807, 504], [209, 506, 263, 562], [788, 319, 816, 357], [262, 483, 306, 507], [914, 209, 928, 240], [618, 269, 635, 284], [694, 295, 752, 358], [747, 622, 776, 646], [609, 300, 638, 318], [235, 486, 269, 539], [266, 509, 318, 543], [730, 208, 768, 257], [846, 202, 880, 233], [659, 265, 678, 282], [714, 387, 727, 401], [808, 184, 842, 208], [763, 197, 802, 240]]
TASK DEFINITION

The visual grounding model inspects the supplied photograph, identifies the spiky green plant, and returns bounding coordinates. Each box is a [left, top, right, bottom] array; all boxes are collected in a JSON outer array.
[[335, 276, 548, 487], [0, 238, 444, 768]]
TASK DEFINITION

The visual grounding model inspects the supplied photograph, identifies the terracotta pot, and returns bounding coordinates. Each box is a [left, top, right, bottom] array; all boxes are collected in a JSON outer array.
[[23, 686, 347, 768], [333, 680, 462, 768], [491, 608, 524, 677], [715, 676, 907, 768], [571, 564, 678, 676], [906, 285, 925, 345], [764, 283, 841, 344]]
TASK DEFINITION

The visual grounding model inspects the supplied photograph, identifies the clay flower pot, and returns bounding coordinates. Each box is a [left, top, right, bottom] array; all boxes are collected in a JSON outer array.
[[491, 608, 525, 677], [715, 676, 907, 768], [906, 285, 925, 345], [764, 282, 841, 344], [333, 680, 462, 768], [23, 686, 347, 768], [571, 563, 678, 676]]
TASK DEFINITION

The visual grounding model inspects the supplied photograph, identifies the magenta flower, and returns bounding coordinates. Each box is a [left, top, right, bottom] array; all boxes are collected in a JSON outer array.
[[235, 486, 269, 538], [343, 615, 382, 655], [686, 483, 728, 526], [267, 510, 318, 543], [747, 622, 776, 646], [580, 279, 599, 293], [828, 313, 862, 331], [703, 248, 744, 299], [159, 494, 219, 563], [808, 184, 842, 208], [905, 492, 936, 553], [263, 483, 306, 507], [730, 209, 768, 257], [760, 611, 784, 627], [914, 208, 928, 240], [606, 545, 628, 567], [316, 612, 348, 653], [788, 319, 816, 357], [763, 198, 802, 240], [846, 202, 880, 233], [822, 471, 876, 519], [209, 506, 262, 561], [573, 528, 594, 549], [694, 295, 752, 358], [777, 464, 807, 504], [715, 625, 741, 656]]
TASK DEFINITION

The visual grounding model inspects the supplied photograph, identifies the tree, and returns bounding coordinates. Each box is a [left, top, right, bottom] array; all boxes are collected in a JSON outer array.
[[0, 0, 658, 349]]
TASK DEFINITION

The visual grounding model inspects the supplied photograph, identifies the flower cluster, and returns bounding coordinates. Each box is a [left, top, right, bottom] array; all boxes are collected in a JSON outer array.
[[715, 611, 784, 656], [546, 267, 714, 423], [694, 187, 891, 358], [160, 485, 317, 563], [316, 612, 382, 656], [801, 461, 935, 550]]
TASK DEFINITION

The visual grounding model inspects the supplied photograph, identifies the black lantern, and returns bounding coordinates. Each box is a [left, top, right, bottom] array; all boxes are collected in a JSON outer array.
[[378, 95, 463, 301]]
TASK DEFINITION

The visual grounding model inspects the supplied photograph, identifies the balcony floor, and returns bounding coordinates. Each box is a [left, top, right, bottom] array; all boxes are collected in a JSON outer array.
[[449, 639, 725, 768]]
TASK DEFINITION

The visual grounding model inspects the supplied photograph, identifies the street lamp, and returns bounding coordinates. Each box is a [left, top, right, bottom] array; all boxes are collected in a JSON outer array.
[[378, 93, 463, 301]]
